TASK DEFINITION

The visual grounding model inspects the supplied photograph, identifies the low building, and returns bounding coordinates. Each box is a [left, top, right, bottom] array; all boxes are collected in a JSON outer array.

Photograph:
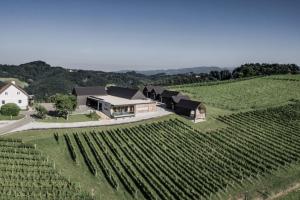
[[161, 90, 183, 109], [171, 95, 190, 110], [143, 86, 165, 100], [174, 99, 206, 121], [0, 81, 29, 110], [72, 86, 107, 107], [73, 86, 156, 118], [150, 86, 165, 101], [143, 85, 154, 98]]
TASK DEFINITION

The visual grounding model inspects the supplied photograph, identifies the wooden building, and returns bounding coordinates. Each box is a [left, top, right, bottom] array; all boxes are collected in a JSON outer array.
[[161, 90, 183, 109], [174, 99, 206, 122]]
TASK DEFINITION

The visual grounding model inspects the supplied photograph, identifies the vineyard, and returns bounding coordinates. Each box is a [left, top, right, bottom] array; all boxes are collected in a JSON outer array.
[[0, 138, 91, 200], [170, 76, 300, 110], [63, 102, 300, 200]]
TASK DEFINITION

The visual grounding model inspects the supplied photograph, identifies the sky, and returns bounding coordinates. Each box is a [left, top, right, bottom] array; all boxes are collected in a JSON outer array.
[[0, 0, 299, 71]]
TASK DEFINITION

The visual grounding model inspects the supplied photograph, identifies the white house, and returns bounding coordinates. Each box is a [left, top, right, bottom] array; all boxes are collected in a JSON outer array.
[[0, 81, 29, 110]]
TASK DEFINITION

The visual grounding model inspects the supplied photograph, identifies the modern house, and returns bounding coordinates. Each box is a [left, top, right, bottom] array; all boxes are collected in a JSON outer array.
[[0, 81, 29, 110], [73, 86, 156, 118], [174, 99, 206, 122], [72, 86, 107, 106]]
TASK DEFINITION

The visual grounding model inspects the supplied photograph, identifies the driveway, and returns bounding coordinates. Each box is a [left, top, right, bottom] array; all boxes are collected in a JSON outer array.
[[0, 111, 34, 135], [8, 106, 173, 133]]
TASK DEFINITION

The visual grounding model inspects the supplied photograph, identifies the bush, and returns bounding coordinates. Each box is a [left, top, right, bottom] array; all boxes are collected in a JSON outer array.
[[87, 111, 100, 120], [0, 103, 21, 116], [35, 105, 48, 119]]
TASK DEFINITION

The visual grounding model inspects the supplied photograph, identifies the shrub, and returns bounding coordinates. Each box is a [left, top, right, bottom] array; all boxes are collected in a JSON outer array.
[[35, 105, 48, 119], [87, 111, 100, 120], [0, 103, 21, 116]]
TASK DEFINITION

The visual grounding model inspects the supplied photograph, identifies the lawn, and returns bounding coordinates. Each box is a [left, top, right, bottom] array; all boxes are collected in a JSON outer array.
[[36, 114, 99, 123], [0, 114, 24, 120], [170, 75, 300, 111]]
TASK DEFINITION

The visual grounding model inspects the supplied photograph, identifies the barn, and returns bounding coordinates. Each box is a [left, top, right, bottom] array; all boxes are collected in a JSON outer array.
[[142, 85, 154, 98], [150, 86, 165, 101], [174, 99, 206, 122], [171, 95, 190, 110], [161, 90, 183, 109]]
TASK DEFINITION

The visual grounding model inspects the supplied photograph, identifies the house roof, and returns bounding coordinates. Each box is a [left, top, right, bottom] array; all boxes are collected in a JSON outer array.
[[0, 82, 29, 97], [73, 86, 107, 96], [151, 86, 165, 95], [176, 99, 205, 110], [143, 85, 154, 91], [161, 90, 181, 98], [107, 86, 146, 100], [91, 95, 153, 106], [171, 95, 190, 104]]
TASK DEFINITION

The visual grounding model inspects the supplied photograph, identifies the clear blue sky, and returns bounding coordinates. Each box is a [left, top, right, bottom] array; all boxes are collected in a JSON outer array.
[[0, 0, 299, 71]]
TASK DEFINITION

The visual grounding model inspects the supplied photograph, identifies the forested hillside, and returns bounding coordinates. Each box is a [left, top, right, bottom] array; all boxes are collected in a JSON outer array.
[[0, 61, 299, 100]]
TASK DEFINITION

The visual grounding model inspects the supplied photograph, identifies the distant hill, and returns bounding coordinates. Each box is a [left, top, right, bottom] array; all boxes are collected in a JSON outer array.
[[118, 66, 223, 75]]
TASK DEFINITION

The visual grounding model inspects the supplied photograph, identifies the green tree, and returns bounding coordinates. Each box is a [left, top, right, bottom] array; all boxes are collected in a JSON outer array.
[[0, 103, 21, 118], [35, 105, 48, 119], [53, 94, 77, 120]]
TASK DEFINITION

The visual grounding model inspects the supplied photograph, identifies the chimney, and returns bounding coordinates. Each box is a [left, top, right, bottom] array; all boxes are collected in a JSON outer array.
[[11, 81, 16, 85]]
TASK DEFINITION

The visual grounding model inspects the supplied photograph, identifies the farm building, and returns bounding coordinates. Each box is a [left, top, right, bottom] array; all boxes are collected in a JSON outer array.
[[0, 81, 30, 110], [161, 90, 183, 109], [73, 86, 156, 118], [171, 95, 190, 110], [143, 85, 154, 98], [143, 85, 165, 100], [174, 99, 206, 122], [72, 86, 107, 106]]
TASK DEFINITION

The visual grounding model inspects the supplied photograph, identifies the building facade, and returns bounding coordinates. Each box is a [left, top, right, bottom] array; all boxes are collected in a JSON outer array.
[[0, 81, 29, 110]]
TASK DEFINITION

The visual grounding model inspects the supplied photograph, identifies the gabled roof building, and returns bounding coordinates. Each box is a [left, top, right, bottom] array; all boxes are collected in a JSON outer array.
[[0, 81, 30, 110]]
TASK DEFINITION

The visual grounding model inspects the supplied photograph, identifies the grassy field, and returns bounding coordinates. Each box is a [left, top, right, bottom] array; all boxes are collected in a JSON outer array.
[[0, 114, 24, 120], [170, 75, 300, 111], [36, 114, 99, 123]]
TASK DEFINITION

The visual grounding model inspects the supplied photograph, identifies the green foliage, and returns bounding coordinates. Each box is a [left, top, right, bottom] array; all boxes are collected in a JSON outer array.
[[53, 94, 77, 119], [35, 104, 48, 119], [0, 138, 92, 199], [87, 111, 100, 120], [0, 103, 21, 116], [171, 76, 300, 110], [60, 103, 300, 200]]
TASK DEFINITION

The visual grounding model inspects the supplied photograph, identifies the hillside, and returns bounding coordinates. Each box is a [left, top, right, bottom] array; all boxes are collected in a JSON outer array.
[[2, 74, 300, 200], [118, 66, 223, 75], [0, 61, 149, 99], [170, 75, 300, 111]]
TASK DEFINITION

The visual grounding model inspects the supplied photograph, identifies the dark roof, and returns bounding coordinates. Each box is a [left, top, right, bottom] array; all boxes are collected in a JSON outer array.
[[107, 86, 146, 99], [0, 82, 29, 97], [171, 95, 190, 104], [151, 86, 165, 95], [176, 99, 205, 110], [73, 86, 107, 96], [144, 85, 154, 91], [161, 90, 181, 98]]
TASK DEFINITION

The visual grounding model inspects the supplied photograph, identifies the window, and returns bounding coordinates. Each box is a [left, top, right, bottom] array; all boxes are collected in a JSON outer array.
[[17, 92, 20, 95], [18, 100, 22, 104], [2, 100, 5, 105], [5, 92, 8, 95]]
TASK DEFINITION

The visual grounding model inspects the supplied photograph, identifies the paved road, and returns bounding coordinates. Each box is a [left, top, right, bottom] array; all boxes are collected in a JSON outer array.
[[9, 107, 173, 133], [0, 112, 34, 135]]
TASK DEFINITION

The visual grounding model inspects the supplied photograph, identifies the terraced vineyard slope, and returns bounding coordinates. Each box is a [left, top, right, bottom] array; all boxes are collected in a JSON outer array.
[[64, 102, 300, 200], [0, 138, 91, 200]]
